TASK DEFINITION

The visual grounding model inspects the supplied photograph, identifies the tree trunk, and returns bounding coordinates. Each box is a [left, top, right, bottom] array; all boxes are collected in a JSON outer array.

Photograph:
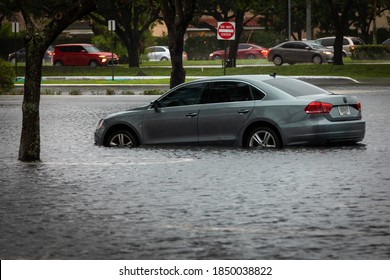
[[161, 0, 196, 88], [226, 10, 244, 68], [18, 42, 45, 161]]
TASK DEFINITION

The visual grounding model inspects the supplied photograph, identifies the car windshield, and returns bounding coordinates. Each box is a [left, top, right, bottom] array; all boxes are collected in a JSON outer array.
[[84, 45, 101, 53], [264, 78, 330, 97], [307, 42, 325, 49]]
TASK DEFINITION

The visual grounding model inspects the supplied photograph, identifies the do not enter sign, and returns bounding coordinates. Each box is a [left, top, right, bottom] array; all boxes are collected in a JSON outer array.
[[217, 22, 235, 40]]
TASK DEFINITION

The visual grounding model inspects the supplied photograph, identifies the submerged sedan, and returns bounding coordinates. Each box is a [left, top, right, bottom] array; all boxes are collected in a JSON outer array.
[[95, 75, 365, 148]]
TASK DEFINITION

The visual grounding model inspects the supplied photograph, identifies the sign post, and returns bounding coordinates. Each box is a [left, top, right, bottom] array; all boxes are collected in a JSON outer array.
[[108, 20, 116, 81], [217, 22, 235, 75], [12, 22, 19, 81]]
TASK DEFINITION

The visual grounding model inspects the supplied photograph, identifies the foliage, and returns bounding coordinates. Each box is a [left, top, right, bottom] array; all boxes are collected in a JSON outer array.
[[0, 58, 15, 94], [185, 35, 218, 60], [352, 45, 390, 60]]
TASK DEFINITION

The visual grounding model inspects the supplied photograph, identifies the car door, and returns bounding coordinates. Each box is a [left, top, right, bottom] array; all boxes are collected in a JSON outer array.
[[141, 82, 207, 145], [197, 81, 255, 145]]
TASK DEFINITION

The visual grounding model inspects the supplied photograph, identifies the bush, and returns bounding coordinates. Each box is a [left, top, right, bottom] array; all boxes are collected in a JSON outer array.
[[352, 45, 390, 60], [0, 58, 15, 94], [185, 35, 218, 60]]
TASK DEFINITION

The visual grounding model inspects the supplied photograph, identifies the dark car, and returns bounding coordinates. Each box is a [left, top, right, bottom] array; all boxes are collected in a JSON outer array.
[[209, 43, 268, 60], [95, 75, 365, 149], [53, 44, 119, 66], [8, 46, 54, 63], [267, 41, 333, 66]]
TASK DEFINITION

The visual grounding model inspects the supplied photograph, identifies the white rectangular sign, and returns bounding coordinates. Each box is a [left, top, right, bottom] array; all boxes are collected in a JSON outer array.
[[12, 22, 19, 33], [108, 20, 115, 31]]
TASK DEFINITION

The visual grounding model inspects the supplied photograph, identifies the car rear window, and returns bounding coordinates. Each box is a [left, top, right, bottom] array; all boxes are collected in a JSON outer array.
[[264, 78, 330, 97]]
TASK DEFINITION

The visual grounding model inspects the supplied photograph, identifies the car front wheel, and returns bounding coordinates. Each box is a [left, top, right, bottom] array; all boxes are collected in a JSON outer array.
[[313, 55, 322, 64], [106, 130, 137, 148], [246, 127, 280, 148]]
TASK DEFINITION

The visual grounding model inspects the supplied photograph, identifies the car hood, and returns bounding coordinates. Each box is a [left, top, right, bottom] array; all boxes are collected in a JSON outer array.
[[104, 105, 149, 119], [93, 52, 118, 58]]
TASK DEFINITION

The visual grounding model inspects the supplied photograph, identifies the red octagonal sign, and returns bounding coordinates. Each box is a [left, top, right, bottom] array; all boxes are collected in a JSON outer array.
[[217, 22, 236, 40]]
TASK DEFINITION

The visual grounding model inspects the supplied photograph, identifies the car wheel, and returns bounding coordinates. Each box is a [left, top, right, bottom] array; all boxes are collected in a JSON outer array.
[[89, 60, 99, 67], [247, 54, 256, 59], [273, 56, 283, 66], [54, 60, 63, 66], [213, 55, 221, 60], [313, 55, 322, 64], [106, 130, 137, 148], [246, 126, 280, 148], [160, 57, 169, 61]]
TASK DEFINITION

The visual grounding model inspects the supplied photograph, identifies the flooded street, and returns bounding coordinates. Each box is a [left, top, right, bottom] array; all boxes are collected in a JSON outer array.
[[1, 84, 389, 259]]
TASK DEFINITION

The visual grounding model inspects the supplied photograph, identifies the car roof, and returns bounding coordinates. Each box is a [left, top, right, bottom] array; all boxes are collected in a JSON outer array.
[[179, 75, 287, 86], [54, 43, 93, 47]]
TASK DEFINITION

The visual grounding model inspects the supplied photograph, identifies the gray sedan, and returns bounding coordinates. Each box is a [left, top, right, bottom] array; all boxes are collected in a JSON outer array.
[[94, 75, 365, 148], [268, 41, 334, 66]]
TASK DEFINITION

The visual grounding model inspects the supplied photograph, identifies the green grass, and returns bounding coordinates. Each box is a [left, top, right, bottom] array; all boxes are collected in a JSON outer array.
[[13, 60, 390, 84]]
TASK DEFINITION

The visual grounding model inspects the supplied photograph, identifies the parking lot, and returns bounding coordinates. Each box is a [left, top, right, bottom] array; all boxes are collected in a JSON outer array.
[[0, 83, 389, 259]]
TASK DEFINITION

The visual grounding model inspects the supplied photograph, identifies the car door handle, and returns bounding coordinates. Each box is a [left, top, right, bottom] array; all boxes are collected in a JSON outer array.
[[238, 109, 250, 114], [186, 112, 198, 117]]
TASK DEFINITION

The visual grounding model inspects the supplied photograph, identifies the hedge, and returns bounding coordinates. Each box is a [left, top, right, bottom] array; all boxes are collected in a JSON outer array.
[[0, 59, 15, 94], [352, 45, 390, 60]]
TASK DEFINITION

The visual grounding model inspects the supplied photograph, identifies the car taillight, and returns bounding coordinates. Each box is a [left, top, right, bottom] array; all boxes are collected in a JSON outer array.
[[305, 101, 333, 114], [356, 100, 361, 111]]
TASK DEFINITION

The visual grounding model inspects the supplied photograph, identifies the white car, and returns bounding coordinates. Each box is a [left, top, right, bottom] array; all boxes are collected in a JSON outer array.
[[315, 36, 365, 57], [145, 46, 188, 61]]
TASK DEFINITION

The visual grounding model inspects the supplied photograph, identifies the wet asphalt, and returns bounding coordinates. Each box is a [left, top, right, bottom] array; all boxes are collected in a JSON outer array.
[[0, 82, 389, 259]]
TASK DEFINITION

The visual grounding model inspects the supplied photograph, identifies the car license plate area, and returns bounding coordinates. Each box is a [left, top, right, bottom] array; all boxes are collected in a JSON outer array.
[[338, 105, 351, 116]]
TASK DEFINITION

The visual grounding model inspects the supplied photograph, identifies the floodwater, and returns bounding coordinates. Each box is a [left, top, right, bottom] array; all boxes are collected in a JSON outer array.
[[0, 85, 389, 259]]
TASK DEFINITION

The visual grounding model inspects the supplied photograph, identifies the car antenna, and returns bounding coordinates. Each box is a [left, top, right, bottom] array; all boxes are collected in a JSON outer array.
[[270, 72, 276, 78]]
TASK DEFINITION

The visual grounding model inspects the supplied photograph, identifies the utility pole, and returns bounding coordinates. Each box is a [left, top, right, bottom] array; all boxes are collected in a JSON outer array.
[[306, 0, 312, 40]]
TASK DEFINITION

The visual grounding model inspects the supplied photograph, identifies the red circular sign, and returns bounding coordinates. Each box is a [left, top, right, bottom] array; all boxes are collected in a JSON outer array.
[[217, 22, 235, 40]]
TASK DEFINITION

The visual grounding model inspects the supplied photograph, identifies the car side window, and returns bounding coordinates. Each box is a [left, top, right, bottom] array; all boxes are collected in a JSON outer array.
[[282, 43, 295, 49], [158, 83, 207, 107], [205, 82, 252, 103], [251, 86, 266, 100]]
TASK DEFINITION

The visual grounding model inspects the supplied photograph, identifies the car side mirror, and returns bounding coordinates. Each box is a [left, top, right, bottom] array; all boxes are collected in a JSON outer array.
[[151, 100, 160, 111]]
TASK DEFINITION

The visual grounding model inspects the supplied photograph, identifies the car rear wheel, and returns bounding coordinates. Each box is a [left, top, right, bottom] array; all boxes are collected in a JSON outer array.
[[54, 60, 63, 66], [160, 57, 169, 61], [106, 130, 137, 148], [246, 127, 280, 148], [273, 56, 283, 66], [313, 55, 322, 64]]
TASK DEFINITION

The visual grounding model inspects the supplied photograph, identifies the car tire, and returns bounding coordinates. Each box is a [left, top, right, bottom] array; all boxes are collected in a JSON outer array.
[[213, 55, 221, 60], [106, 130, 138, 148], [54, 60, 63, 66], [160, 57, 169, 61], [89, 60, 99, 67], [273, 56, 283, 66], [313, 55, 322, 64], [245, 126, 280, 148], [247, 54, 256, 59]]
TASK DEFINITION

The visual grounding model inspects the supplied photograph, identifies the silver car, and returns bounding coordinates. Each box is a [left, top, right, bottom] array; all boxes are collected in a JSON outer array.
[[94, 75, 365, 148], [268, 41, 334, 66]]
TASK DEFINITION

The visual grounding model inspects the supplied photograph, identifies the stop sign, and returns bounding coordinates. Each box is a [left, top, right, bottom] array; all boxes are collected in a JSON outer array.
[[217, 22, 236, 40]]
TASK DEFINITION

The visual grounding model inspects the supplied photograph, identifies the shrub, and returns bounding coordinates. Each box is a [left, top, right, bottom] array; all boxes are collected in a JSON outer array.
[[143, 89, 165, 95], [352, 45, 390, 60], [0, 58, 15, 94], [69, 89, 82, 95]]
